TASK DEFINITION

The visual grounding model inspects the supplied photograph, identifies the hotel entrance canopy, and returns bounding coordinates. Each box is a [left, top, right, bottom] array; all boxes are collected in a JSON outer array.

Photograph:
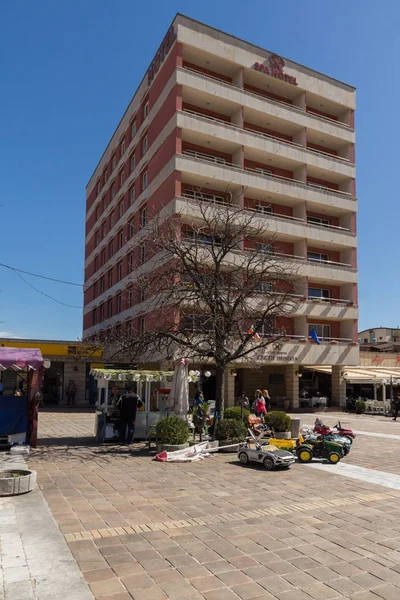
[[307, 366, 400, 383]]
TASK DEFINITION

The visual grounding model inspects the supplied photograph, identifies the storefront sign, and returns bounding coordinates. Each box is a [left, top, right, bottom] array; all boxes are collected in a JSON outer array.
[[255, 343, 298, 363], [253, 53, 298, 86], [147, 26, 177, 85]]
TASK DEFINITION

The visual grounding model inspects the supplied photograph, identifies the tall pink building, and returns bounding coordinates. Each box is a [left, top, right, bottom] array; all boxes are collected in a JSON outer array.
[[83, 14, 358, 407]]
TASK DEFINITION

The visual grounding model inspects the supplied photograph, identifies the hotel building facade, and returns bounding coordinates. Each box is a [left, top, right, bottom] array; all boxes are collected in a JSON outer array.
[[83, 14, 358, 408]]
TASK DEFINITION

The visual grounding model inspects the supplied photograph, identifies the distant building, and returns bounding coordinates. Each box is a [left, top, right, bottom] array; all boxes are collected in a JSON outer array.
[[359, 328, 400, 353]]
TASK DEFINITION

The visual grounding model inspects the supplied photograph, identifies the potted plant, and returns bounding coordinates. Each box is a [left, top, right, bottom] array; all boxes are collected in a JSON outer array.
[[265, 411, 291, 439], [215, 418, 247, 452], [224, 406, 250, 422], [355, 400, 366, 414], [156, 415, 190, 453]]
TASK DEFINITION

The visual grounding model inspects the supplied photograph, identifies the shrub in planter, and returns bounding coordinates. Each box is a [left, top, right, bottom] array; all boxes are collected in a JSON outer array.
[[224, 407, 250, 422], [355, 400, 366, 414], [215, 418, 247, 443], [265, 411, 291, 433], [156, 416, 190, 445]]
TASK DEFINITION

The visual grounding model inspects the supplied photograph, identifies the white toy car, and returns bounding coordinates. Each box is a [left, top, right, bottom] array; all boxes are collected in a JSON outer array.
[[238, 445, 295, 470]]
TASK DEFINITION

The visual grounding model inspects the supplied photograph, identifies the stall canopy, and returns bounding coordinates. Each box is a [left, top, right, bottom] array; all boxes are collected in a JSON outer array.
[[0, 347, 43, 371], [308, 365, 400, 383]]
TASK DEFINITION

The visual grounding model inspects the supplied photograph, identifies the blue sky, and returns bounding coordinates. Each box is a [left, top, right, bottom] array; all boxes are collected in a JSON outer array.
[[0, 0, 398, 340]]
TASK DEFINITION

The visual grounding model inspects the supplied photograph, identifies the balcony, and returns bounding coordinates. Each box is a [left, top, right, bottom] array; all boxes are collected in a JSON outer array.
[[179, 110, 355, 177], [178, 67, 355, 136]]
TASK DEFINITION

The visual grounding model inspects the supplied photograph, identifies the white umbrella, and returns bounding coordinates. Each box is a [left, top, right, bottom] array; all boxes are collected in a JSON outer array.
[[168, 359, 189, 417]]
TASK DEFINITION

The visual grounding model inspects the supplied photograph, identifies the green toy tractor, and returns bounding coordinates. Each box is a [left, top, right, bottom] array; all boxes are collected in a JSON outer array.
[[296, 434, 344, 464]]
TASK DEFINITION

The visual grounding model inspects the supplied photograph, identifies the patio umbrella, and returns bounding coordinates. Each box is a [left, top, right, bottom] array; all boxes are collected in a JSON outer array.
[[168, 359, 189, 418]]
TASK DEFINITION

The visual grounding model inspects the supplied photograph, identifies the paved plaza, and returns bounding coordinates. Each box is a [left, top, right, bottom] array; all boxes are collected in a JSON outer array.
[[2, 410, 400, 599]]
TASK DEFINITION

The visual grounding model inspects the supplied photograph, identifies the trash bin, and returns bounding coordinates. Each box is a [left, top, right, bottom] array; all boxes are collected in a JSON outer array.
[[291, 417, 301, 438]]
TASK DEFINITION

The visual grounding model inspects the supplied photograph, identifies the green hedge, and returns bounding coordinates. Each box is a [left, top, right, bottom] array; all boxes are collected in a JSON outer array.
[[224, 407, 250, 421], [215, 418, 247, 442], [265, 411, 291, 432], [156, 416, 190, 445]]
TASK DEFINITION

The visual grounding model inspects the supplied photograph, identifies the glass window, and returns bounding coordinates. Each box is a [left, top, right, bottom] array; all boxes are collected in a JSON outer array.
[[101, 249, 106, 265], [116, 294, 122, 313], [93, 307, 97, 325], [140, 205, 147, 228], [127, 287, 134, 308], [309, 323, 331, 340], [308, 252, 328, 263], [119, 201, 124, 218], [108, 299, 113, 318], [108, 269, 113, 288], [94, 255, 99, 271], [307, 216, 330, 226], [112, 156, 116, 170], [140, 317, 145, 334], [257, 242, 274, 255], [143, 101, 149, 118], [128, 219, 134, 239], [95, 230, 100, 245], [256, 204, 273, 214], [102, 221, 107, 237], [118, 229, 124, 249], [130, 187, 135, 204], [100, 276, 105, 293], [118, 261, 123, 280], [120, 171, 124, 187], [142, 135, 148, 154], [109, 241, 114, 259], [130, 153, 136, 172], [141, 245, 146, 264], [255, 281, 273, 294], [110, 212, 115, 228], [104, 168, 108, 181], [93, 281, 99, 297], [121, 140, 125, 156], [308, 287, 330, 301], [111, 183, 116, 199], [131, 121, 137, 138], [96, 182, 101, 195], [142, 171, 148, 190], [128, 252, 134, 272]]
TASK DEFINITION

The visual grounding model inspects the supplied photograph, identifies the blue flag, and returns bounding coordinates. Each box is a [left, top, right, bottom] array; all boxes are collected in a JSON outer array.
[[309, 328, 321, 345]]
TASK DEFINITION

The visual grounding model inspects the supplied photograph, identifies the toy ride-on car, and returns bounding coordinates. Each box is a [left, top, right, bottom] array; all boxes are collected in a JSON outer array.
[[238, 429, 295, 470], [314, 418, 355, 444], [296, 434, 344, 464], [300, 429, 351, 456]]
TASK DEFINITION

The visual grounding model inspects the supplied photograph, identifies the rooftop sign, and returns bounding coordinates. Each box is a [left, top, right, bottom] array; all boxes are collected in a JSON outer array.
[[253, 54, 298, 86]]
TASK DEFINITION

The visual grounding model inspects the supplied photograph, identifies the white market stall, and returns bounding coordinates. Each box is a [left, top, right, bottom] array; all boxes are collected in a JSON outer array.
[[90, 365, 200, 442]]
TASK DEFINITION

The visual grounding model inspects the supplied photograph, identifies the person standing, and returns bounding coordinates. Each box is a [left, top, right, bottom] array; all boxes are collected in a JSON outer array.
[[262, 389, 271, 412], [66, 380, 77, 406], [393, 395, 400, 421], [117, 385, 141, 444], [255, 393, 267, 418]]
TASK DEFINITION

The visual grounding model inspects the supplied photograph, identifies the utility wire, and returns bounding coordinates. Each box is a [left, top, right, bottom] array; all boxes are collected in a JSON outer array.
[[0, 262, 85, 288], [11, 270, 82, 309]]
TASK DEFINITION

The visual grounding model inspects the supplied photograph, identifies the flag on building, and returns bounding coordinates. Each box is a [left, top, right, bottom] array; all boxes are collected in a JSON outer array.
[[248, 325, 260, 340], [309, 328, 320, 345]]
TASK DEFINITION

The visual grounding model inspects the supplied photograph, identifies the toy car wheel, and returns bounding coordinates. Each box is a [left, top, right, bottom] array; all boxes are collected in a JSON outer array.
[[343, 436, 353, 445], [238, 452, 249, 465], [328, 451, 341, 464], [263, 456, 275, 470], [297, 448, 313, 463]]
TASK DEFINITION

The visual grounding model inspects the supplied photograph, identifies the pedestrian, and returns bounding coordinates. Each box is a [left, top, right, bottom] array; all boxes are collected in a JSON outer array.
[[194, 390, 204, 406], [238, 392, 249, 409], [109, 385, 120, 407], [255, 393, 267, 418], [117, 385, 142, 444], [262, 389, 271, 412], [393, 395, 400, 421], [66, 380, 77, 406]]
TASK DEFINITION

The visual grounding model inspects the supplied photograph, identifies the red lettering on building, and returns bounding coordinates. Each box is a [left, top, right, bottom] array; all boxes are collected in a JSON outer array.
[[252, 53, 298, 86], [147, 26, 177, 85]]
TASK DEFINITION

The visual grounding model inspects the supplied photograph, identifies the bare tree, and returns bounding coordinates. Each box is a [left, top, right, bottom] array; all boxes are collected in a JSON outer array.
[[97, 190, 300, 419]]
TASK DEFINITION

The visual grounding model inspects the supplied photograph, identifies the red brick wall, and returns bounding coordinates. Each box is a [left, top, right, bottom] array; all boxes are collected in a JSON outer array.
[[276, 317, 294, 335], [149, 42, 182, 111], [148, 129, 178, 185], [149, 84, 180, 146]]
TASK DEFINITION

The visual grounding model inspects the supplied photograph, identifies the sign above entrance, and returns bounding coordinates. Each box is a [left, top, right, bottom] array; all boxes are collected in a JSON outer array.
[[253, 54, 298, 86], [147, 26, 177, 86]]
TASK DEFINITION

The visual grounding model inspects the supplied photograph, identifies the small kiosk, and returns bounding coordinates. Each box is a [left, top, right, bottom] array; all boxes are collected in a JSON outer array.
[[91, 368, 183, 442], [0, 347, 44, 448]]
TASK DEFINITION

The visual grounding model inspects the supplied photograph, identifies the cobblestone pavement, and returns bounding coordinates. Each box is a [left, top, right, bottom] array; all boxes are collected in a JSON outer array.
[[24, 409, 400, 599]]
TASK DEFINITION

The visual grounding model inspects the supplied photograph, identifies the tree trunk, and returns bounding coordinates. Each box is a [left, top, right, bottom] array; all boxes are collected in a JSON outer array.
[[214, 364, 225, 428]]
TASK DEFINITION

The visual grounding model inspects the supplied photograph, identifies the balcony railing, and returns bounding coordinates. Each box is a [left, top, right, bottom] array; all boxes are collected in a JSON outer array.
[[181, 66, 353, 130], [308, 296, 354, 305], [181, 109, 353, 166], [181, 150, 355, 199]]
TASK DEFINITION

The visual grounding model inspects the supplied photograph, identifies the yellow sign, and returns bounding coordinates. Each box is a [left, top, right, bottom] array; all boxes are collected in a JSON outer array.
[[0, 339, 103, 359]]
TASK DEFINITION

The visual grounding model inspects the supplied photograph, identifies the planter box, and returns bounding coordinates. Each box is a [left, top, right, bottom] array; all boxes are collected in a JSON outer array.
[[156, 443, 189, 453], [273, 432, 291, 440], [0, 469, 36, 496]]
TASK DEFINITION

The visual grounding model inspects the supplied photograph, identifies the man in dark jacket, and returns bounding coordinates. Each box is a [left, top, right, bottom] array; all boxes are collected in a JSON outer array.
[[117, 385, 141, 444]]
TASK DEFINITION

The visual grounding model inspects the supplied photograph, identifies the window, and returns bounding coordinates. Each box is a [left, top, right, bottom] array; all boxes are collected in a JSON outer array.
[[118, 262, 123, 281], [108, 269, 113, 288], [309, 323, 331, 340], [254, 167, 272, 177], [104, 168, 108, 182], [108, 299, 113, 318], [140, 244, 146, 264], [255, 281, 273, 294], [96, 182, 101, 195], [128, 252, 134, 272], [110, 212, 115, 228], [94, 255, 99, 271], [95, 230, 100, 245], [127, 287, 134, 308], [184, 231, 217, 245], [116, 293, 122, 313], [95, 205, 100, 220], [121, 139, 125, 156], [102, 195, 107, 212], [128, 219, 134, 239], [308, 287, 330, 301], [111, 183, 116, 199], [257, 242, 274, 255], [93, 281, 99, 297], [140, 205, 147, 228], [130, 186, 135, 205], [120, 171, 124, 187], [100, 276, 105, 293], [143, 100, 149, 118], [131, 120, 137, 138], [140, 317, 145, 334], [108, 240, 114, 259], [93, 307, 97, 325], [118, 229, 124, 249], [112, 155, 116, 170], [307, 216, 330, 227], [140, 286, 146, 303], [256, 204, 273, 215], [182, 314, 213, 333], [119, 201, 124, 218], [269, 373, 284, 385], [308, 251, 329, 263], [101, 249, 106, 266], [183, 149, 226, 164], [102, 221, 107, 237], [142, 135, 148, 154], [130, 153, 136, 172], [142, 171, 148, 190], [258, 317, 275, 338]]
